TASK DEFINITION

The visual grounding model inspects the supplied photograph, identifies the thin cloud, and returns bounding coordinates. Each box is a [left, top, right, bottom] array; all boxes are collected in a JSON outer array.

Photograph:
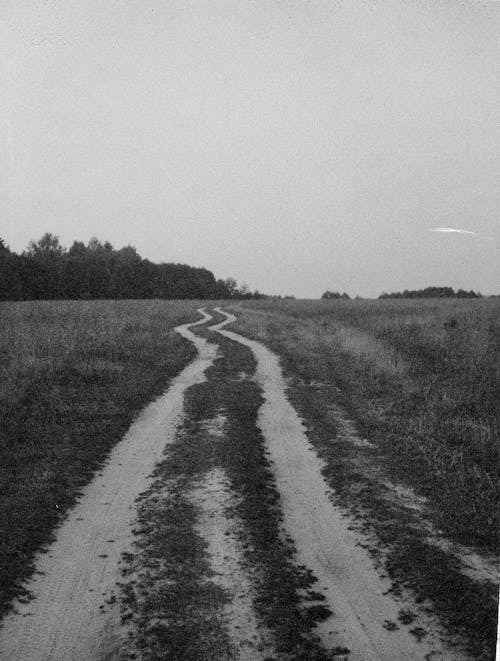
[[428, 227, 495, 242], [429, 227, 477, 235]]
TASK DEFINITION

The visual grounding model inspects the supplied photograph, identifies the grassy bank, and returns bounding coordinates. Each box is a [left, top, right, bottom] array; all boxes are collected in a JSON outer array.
[[227, 299, 499, 659], [0, 299, 200, 617], [230, 298, 499, 552]]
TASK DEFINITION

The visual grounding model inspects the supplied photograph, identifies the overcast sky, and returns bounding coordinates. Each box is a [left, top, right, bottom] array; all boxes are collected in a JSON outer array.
[[2, 0, 499, 297]]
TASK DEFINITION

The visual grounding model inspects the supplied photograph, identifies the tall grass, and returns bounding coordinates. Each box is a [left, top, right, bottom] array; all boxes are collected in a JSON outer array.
[[231, 298, 500, 552], [0, 299, 200, 616]]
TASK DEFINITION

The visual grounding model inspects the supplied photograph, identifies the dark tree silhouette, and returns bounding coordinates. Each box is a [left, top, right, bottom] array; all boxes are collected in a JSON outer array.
[[322, 291, 350, 300], [0, 240, 23, 300], [379, 287, 482, 299], [0, 234, 265, 302]]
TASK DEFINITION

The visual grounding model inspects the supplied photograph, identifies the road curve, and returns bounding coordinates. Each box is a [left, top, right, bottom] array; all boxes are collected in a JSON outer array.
[[0, 309, 217, 661], [210, 307, 470, 661]]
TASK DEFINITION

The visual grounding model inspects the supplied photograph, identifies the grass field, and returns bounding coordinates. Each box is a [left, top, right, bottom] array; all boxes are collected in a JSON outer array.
[[1, 297, 498, 657], [230, 297, 500, 552], [225, 298, 499, 658], [0, 299, 200, 616]]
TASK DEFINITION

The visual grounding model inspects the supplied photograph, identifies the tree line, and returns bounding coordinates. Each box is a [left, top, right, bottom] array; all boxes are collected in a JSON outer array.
[[379, 286, 482, 299], [322, 287, 486, 300], [321, 290, 350, 300], [0, 234, 265, 301]]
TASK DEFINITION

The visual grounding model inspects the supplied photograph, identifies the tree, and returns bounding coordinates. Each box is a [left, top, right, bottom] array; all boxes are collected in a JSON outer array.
[[379, 287, 482, 299], [322, 290, 349, 299], [224, 278, 239, 298], [24, 233, 66, 299], [215, 279, 231, 299], [0, 233, 262, 301], [0, 239, 22, 300], [26, 233, 65, 258]]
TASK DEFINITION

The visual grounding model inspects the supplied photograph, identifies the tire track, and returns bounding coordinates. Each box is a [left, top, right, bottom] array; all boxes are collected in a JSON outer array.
[[116, 318, 280, 660], [210, 307, 471, 661], [0, 309, 217, 661]]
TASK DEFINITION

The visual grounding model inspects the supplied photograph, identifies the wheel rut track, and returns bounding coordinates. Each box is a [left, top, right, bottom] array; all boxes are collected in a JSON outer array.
[[0, 310, 218, 661], [208, 307, 471, 661], [0, 307, 473, 661]]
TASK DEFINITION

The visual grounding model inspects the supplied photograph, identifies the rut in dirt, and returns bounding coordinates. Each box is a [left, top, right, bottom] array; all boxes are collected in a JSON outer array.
[[117, 309, 303, 660], [209, 307, 472, 661], [0, 310, 217, 661], [0, 307, 476, 661]]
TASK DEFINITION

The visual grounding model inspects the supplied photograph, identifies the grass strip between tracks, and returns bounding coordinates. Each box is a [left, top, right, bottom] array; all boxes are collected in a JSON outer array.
[[118, 321, 339, 661]]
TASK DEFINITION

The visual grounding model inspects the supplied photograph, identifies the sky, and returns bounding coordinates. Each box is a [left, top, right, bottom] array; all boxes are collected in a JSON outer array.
[[1, 0, 499, 298]]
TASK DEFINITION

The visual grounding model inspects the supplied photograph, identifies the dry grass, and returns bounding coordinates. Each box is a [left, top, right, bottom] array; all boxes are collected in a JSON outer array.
[[0, 300, 195, 402], [0, 299, 201, 616], [229, 298, 500, 552], [225, 298, 499, 658]]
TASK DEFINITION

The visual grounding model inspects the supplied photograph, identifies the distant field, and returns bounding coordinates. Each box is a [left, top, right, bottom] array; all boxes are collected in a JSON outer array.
[[230, 297, 500, 552], [0, 299, 201, 615]]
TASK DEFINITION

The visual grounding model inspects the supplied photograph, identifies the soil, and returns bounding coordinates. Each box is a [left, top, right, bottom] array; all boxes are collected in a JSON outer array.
[[0, 310, 217, 661], [0, 307, 490, 660], [211, 308, 472, 661]]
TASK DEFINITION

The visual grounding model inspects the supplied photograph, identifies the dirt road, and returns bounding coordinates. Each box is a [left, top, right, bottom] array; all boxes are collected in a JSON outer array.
[[0, 310, 217, 661], [0, 308, 477, 660], [211, 308, 470, 661]]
